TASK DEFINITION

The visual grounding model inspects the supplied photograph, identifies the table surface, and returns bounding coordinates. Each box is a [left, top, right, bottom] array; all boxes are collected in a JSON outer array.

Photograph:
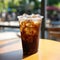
[[0, 38, 60, 60], [23, 39, 60, 60], [0, 37, 23, 60]]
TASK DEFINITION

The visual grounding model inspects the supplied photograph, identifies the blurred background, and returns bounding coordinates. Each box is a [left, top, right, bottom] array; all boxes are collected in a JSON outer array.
[[0, 0, 60, 41]]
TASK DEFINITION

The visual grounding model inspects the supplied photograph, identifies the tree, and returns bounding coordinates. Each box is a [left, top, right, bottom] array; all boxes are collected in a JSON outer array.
[[0, 0, 22, 13], [48, 0, 60, 6], [29, 0, 40, 9]]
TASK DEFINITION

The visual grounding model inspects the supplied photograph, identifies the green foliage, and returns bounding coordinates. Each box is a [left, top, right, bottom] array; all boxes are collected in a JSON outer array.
[[0, 0, 9, 12], [0, 0, 21, 13], [0, 0, 60, 13], [8, 0, 20, 7], [48, 0, 60, 6], [54, 2, 60, 8]]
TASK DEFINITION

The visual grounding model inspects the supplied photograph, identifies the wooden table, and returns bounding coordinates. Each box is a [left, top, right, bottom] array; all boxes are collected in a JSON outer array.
[[23, 39, 60, 60]]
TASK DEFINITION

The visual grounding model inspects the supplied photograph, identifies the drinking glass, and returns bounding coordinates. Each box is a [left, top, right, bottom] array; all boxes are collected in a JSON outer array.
[[18, 14, 43, 57]]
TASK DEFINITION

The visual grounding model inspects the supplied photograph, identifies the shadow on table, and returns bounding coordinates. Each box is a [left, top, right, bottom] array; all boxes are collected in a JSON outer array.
[[23, 52, 37, 59], [0, 50, 23, 60]]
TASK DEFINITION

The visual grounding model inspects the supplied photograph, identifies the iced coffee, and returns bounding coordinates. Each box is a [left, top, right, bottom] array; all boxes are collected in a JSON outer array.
[[18, 14, 43, 57]]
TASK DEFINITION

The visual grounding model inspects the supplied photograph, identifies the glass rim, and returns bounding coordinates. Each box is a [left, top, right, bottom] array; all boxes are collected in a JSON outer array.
[[17, 16, 43, 21]]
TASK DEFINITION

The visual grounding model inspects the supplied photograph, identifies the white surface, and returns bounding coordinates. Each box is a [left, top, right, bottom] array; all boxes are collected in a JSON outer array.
[[0, 32, 18, 41], [0, 32, 23, 60], [0, 21, 19, 26], [9, 21, 19, 26], [0, 38, 23, 60]]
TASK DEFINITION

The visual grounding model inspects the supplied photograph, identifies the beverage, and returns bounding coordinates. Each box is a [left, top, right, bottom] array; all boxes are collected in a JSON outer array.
[[18, 14, 43, 57]]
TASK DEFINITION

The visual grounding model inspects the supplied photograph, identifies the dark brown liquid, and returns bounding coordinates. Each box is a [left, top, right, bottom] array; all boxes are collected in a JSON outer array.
[[20, 20, 40, 57]]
